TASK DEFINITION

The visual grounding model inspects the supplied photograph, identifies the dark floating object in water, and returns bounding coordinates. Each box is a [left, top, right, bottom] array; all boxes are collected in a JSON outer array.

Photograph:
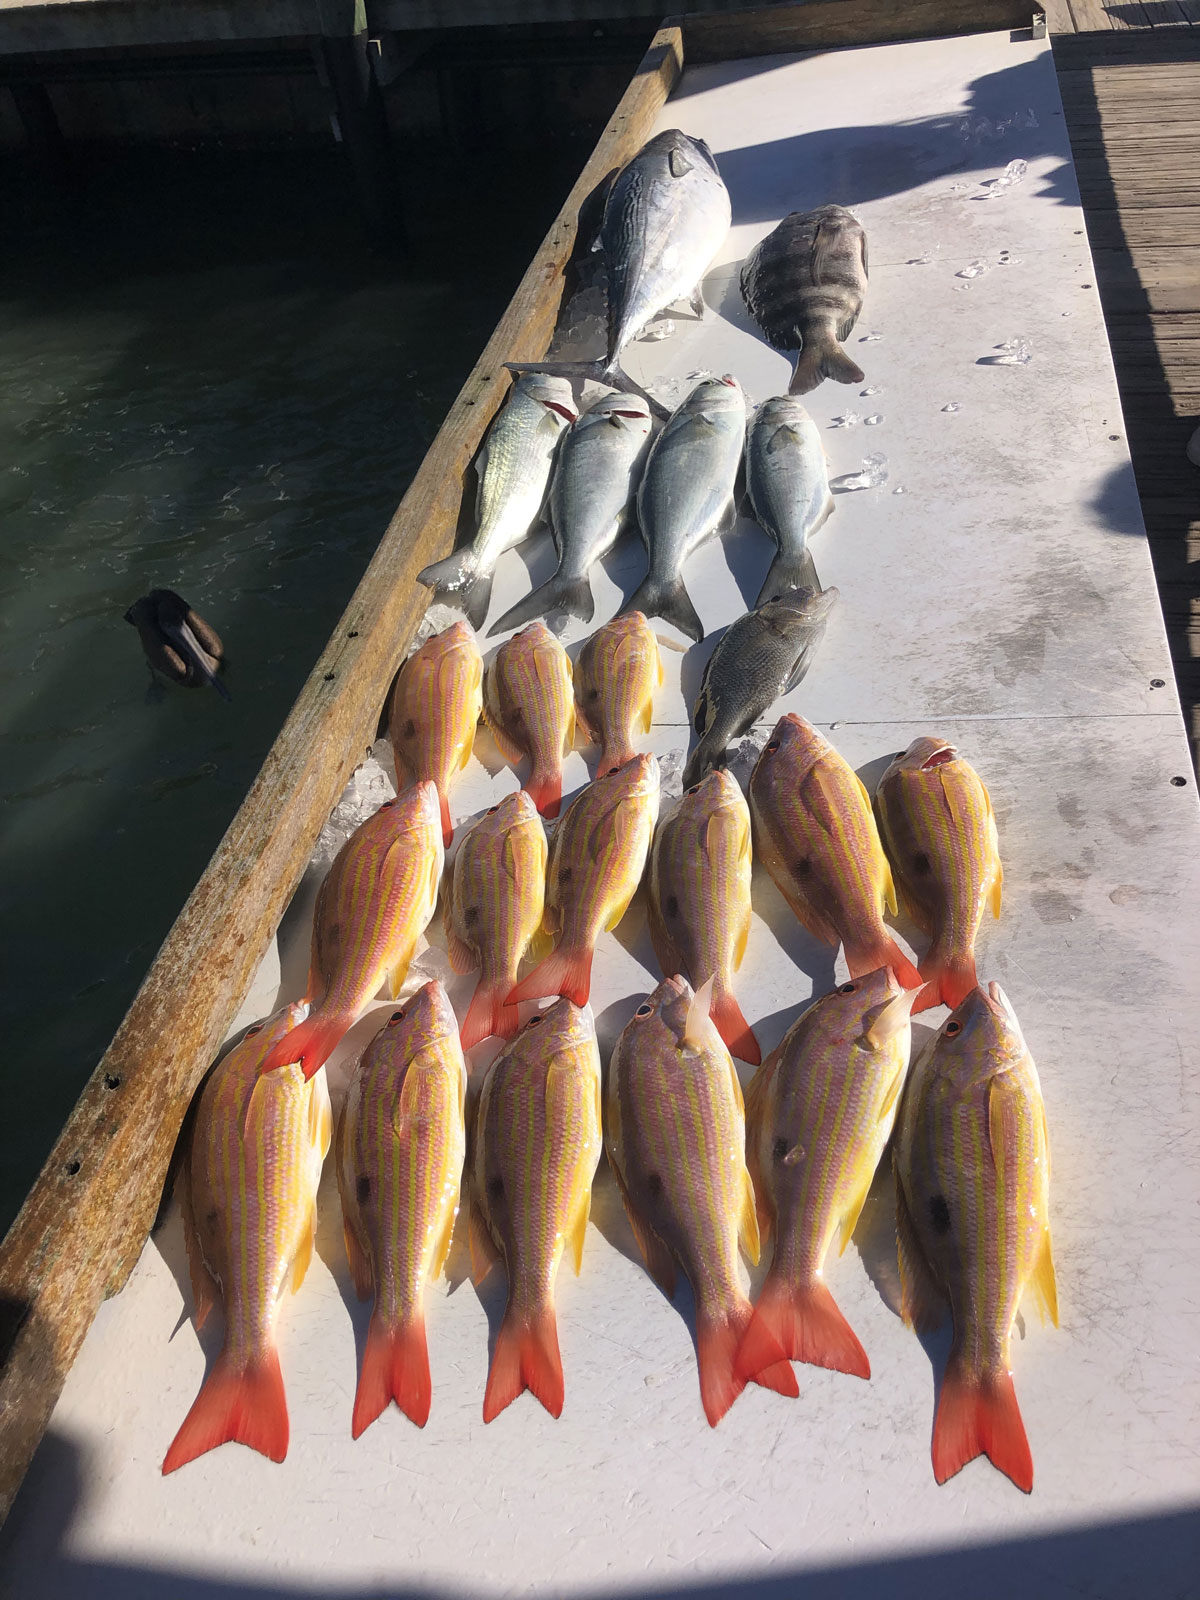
[[124, 589, 232, 701]]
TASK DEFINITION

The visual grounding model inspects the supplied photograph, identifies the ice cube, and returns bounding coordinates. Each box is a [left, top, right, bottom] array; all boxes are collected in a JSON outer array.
[[941, 402, 962, 413], [831, 452, 888, 491], [956, 259, 989, 280], [830, 412, 860, 429], [640, 319, 675, 343], [983, 338, 1033, 366], [864, 415, 883, 427]]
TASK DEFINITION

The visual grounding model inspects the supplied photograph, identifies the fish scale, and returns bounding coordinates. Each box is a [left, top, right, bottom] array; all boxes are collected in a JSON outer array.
[[482, 621, 575, 818], [389, 620, 484, 845]]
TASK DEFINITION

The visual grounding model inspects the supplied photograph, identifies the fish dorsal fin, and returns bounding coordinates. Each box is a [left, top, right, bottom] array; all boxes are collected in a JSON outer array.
[[1031, 1226, 1059, 1328], [984, 788, 1003, 917], [875, 1060, 906, 1125], [684, 976, 720, 1054], [865, 991, 915, 1052], [638, 696, 653, 734], [468, 1194, 500, 1284], [308, 1073, 332, 1158], [738, 1166, 761, 1266], [177, 1160, 218, 1332], [894, 1167, 947, 1334], [386, 949, 412, 1002], [766, 424, 801, 454]]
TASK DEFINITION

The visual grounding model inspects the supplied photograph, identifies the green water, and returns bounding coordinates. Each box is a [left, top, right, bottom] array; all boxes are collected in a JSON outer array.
[[0, 142, 584, 1235]]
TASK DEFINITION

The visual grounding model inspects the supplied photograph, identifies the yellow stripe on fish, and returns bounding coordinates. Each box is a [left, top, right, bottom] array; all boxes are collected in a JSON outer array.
[[336, 981, 466, 1435], [164, 1003, 331, 1472], [445, 790, 548, 1048], [893, 982, 1056, 1493], [874, 736, 1003, 1014], [389, 619, 484, 845], [470, 999, 602, 1421], [606, 975, 798, 1425], [574, 612, 662, 775], [483, 621, 575, 818], [648, 768, 760, 1064], [750, 713, 921, 988]]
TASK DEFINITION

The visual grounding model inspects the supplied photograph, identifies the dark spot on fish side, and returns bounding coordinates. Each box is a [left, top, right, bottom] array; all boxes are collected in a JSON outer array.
[[559, 867, 573, 886], [464, 906, 480, 926], [488, 1177, 505, 1201], [772, 1137, 789, 1164], [793, 858, 812, 879], [356, 1175, 371, 1205], [205, 1209, 218, 1231], [512, 707, 524, 724], [912, 852, 932, 875], [929, 1195, 951, 1234], [403, 719, 416, 739], [665, 894, 680, 919], [646, 1173, 663, 1198], [586, 688, 599, 702]]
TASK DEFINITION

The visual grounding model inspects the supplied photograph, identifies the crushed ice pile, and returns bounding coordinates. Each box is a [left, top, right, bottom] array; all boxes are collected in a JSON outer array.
[[982, 338, 1033, 366], [310, 742, 396, 872], [727, 735, 765, 790], [978, 158, 1028, 199], [639, 319, 675, 343], [657, 748, 686, 802], [832, 452, 888, 491]]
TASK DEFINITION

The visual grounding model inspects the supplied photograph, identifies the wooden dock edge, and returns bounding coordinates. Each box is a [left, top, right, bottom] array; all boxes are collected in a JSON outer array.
[[0, 21, 682, 1524]]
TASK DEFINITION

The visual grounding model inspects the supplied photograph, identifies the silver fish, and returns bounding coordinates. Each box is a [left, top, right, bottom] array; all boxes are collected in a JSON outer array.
[[683, 586, 838, 789], [490, 392, 653, 635], [747, 397, 834, 607], [623, 375, 746, 643], [417, 375, 577, 629], [741, 206, 869, 395], [507, 131, 731, 414]]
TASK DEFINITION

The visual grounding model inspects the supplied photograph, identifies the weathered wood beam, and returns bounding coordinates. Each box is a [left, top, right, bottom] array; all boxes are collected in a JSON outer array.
[[669, 0, 1038, 63]]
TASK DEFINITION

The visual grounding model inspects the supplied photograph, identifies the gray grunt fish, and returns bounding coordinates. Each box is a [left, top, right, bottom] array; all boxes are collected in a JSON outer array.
[[682, 585, 838, 789], [506, 131, 731, 416], [741, 206, 869, 395], [490, 392, 652, 635], [747, 396, 834, 607], [623, 375, 746, 643], [417, 375, 577, 630]]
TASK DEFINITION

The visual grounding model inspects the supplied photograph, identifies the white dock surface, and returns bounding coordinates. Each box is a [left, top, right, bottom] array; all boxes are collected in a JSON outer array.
[[4, 29, 1199, 1600]]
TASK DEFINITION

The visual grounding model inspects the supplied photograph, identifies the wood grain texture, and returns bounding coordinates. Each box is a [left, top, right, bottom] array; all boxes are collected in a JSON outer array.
[[671, 0, 1034, 62], [0, 22, 682, 1526]]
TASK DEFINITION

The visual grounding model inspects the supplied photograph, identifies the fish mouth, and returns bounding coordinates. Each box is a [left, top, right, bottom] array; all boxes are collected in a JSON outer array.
[[987, 981, 1023, 1032], [920, 745, 958, 770]]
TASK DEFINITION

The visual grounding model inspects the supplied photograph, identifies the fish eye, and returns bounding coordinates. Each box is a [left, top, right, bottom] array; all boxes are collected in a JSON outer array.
[[246, 1024, 263, 1036], [765, 739, 780, 753], [686, 785, 700, 796], [944, 1020, 962, 1037], [527, 1014, 543, 1028], [380, 800, 395, 809], [839, 982, 857, 995], [635, 1003, 653, 1018], [605, 766, 620, 777], [487, 805, 499, 815], [388, 1009, 407, 1025]]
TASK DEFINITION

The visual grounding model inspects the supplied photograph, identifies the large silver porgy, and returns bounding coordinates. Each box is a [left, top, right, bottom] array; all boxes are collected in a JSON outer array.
[[417, 375, 577, 630], [490, 392, 653, 634], [682, 585, 837, 788], [622, 375, 746, 644], [507, 131, 731, 412], [741, 205, 869, 395], [747, 396, 834, 607]]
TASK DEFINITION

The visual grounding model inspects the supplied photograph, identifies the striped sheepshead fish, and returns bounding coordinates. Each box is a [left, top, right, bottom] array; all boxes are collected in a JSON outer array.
[[740, 205, 869, 395], [444, 790, 549, 1049], [739, 968, 920, 1385], [258, 782, 444, 1081], [750, 714, 921, 988], [336, 982, 466, 1435], [470, 999, 603, 1421], [482, 621, 575, 819], [647, 768, 760, 1065], [164, 1003, 332, 1472], [874, 736, 1003, 1013], [574, 611, 662, 776], [606, 976, 799, 1426], [508, 752, 659, 1008], [389, 619, 484, 846], [894, 983, 1057, 1493]]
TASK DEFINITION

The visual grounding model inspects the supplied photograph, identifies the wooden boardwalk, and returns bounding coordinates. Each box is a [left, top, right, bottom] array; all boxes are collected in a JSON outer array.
[[1050, 9, 1200, 758]]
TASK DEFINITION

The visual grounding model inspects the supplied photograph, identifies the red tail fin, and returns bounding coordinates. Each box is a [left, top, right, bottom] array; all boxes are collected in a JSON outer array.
[[932, 1360, 1032, 1492], [162, 1348, 288, 1472], [438, 787, 453, 848], [913, 949, 978, 1014], [461, 979, 521, 1050], [696, 1304, 796, 1427], [525, 768, 562, 820], [846, 935, 922, 993], [482, 1305, 564, 1422], [736, 1272, 870, 1381], [507, 946, 593, 1008], [352, 1313, 432, 1437], [710, 987, 760, 1066], [258, 1010, 349, 1081]]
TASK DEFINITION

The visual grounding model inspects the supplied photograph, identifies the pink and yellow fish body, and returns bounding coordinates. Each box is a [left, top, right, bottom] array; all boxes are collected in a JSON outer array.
[[508, 752, 659, 1007], [336, 981, 466, 1435], [749, 713, 920, 988], [574, 611, 662, 774], [893, 982, 1057, 1493], [260, 782, 444, 1080], [389, 619, 484, 845], [874, 736, 1003, 1013], [164, 1003, 332, 1472], [483, 621, 576, 819], [606, 976, 798, 1426], [445, 790, 548, 1048], [647, 768, 760, 1065], [470, 999, 602, 1421], [740, 968, 919, 1384]]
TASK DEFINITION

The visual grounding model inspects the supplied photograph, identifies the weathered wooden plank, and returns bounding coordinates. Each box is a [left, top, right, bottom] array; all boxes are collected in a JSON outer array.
[[1142, 1, 1192, 25], [671, 0, 1032, 63], [1081, 206, 1200, 248], [0, 21, 683, 1526], [1066, 123, 1200, 148], [1092, 246, 1200, 312], [1056, 95, 1200, 126], [1045, 0, 1078, 32], [1068, 0, 1118, 29]]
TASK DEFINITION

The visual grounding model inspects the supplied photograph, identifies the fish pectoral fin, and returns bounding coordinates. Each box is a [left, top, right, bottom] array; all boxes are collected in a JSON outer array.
[[738, 1166, 761, 1267], [291, 1208, 316, 1293], [525, 919, 556, 964], [446, 924, 478, 975], [638, 697, 653, 734], [611, 1159, 676, 1297], [603, 883, 639, 934], [468, 1196, 501, 1285], [894, 1167, 946, 1333], [683, 976, 721, 1055], [386, 951, 413, 1002], [766, 423, 801, 454], [1031, 1225, 1059, 1328], [483, 705, 525, 766], [343, 1218, 374, 1301], [986, 1077, 1012, 1176], [865, 994, 916, 1053]]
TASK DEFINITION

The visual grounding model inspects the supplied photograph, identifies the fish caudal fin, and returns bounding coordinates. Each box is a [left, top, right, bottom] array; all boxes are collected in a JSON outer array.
[[913, 949, 977, 1014], [525, 768, 562, 820], [460, 978, 520, 1050], [482, 1305, 564, 1422], [162, 1349, 288, 1472], [416, 552, 494, 633], [504, 359, 669, 420], [696, 1306, 797, 1427], [507, 945, 593, 1008], [352, 1313, 431, 1436], [710, 988, 761, 1066], [932, 1360, 1032, 1492], [489, 574, 594, 636], [259, 1011, 348, 1081], [622, 574, 703, 645], [789, 339, 865, 395], [755, 546, 821, 608], [737, 1272, 870, 1381], [845, 936, 923, 994]]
